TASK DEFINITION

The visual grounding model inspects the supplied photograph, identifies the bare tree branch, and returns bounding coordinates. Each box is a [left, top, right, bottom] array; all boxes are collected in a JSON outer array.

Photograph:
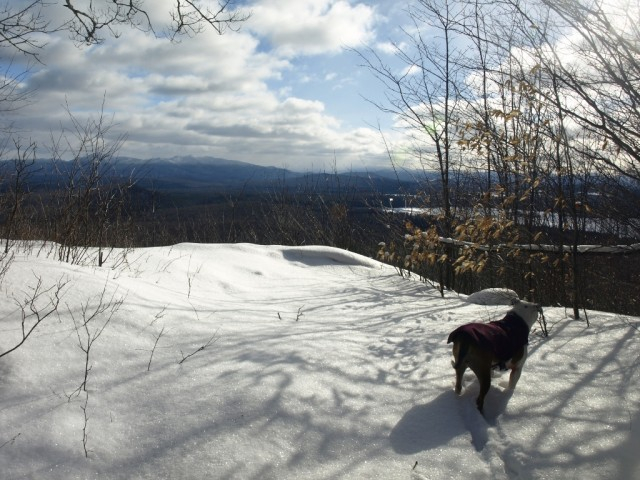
[[168, 0, 250, 39], [0, 1, 54, 58], [0, 274, 68, 359], [0, 1, 250, 58], [62, 0, 250, 45]]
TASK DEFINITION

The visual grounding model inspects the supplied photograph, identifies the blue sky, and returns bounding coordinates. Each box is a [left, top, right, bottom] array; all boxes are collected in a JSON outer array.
[[2, 0, 413, 171]]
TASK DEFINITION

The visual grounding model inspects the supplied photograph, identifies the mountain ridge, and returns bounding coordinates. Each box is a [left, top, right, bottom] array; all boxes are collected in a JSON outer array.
[[1, 155, 428, 194]]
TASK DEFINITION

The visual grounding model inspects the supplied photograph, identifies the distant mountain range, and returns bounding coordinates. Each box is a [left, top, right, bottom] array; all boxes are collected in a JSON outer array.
[[2, 155, 439, 195], [120, 155, 429, 193], [23, 156, 424, 192], [121, 156, 291, 190]]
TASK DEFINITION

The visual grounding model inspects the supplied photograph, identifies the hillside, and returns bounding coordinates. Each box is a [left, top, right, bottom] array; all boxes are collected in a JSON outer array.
[[0, 242, 638, 479]]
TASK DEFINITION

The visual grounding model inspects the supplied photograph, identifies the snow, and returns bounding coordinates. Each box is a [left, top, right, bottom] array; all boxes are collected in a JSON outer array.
[[464, 288, 520, 306], [1, 242, 639, 479]]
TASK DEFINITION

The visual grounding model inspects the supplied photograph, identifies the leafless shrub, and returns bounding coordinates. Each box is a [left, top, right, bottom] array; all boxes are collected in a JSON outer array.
[[1, 139, 38, 254], [68, 282, 125, 394], [0, 274, 68, 359], [48, 100, 131, 266]]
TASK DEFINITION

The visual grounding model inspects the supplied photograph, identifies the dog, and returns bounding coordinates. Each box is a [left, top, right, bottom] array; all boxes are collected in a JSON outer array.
[[447, 298, 542, 413]]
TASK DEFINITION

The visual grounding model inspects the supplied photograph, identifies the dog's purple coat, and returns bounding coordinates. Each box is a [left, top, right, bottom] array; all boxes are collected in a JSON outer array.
[[447, 312, 530, 362]]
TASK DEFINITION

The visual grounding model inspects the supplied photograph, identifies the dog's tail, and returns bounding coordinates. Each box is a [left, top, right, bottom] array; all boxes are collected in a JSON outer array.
[[448, 330, 470, 369], [452, 341, 469, 369]]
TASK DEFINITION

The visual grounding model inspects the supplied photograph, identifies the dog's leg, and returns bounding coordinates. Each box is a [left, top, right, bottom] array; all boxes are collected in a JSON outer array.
[[470, 362, 491, 413], [508, 367, 522, 389], [507, 347, 528, 390], [452, 342, 467, 394], [454, 364, 466, 395]]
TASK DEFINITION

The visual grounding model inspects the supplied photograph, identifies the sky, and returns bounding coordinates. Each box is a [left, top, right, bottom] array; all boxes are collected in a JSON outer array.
[[1, 241, 638, 478], [1, 0, 415, 171]]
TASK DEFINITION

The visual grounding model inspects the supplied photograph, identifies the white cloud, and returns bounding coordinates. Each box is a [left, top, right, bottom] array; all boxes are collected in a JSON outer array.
[[401, 63, 421, 76], [375, 41, 398, 55], [248, 0, 377, 56], [2, 1, 395, 171]]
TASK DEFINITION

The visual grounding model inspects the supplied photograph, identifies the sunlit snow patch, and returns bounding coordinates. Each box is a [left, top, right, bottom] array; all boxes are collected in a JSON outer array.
[[465, 288, 519, 306]]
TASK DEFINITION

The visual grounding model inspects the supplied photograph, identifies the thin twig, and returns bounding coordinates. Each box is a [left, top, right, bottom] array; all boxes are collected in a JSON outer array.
[[0, 433, 21, 449], [178, 330, 219, 365], [147, 326, 166, 371]]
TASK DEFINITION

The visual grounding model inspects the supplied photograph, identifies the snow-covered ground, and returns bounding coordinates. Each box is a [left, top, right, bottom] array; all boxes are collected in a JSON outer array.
[[1, 242, 638, 479]]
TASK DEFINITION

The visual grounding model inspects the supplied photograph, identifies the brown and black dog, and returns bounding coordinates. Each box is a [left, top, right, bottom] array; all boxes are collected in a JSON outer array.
[[447, 299, 543, 412]]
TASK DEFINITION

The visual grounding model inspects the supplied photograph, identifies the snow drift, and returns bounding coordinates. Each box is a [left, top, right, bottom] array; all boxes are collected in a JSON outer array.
[[0, 242, 638, 479]]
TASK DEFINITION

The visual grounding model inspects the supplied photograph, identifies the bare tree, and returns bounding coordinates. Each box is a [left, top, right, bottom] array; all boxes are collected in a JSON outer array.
[[508, 0, 640, 183], [364, 0, 640, 311], [358, 0, 473, 293], [1, 139, 37, 254], [47, 100, 129, 265], [0, 1, 250, 59]]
